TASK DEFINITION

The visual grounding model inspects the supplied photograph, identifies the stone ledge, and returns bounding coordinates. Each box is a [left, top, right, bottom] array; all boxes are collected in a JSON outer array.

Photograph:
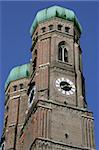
[[30, 137, 95, 150]]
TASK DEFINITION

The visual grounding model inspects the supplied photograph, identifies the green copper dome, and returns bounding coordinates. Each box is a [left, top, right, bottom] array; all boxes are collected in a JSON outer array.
[[30, 5, 82, 36], [5, 63, 31, 90]]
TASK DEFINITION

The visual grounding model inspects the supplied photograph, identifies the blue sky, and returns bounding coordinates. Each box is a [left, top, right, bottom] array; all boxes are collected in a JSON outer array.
[[0, 1, 99, 149]]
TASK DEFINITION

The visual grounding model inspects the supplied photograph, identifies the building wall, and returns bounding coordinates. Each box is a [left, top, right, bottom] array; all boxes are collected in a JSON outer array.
[[19, 100, 95, 150]]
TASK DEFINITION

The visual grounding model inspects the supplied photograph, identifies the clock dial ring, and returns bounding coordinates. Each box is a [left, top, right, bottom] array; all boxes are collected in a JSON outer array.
[[55, 78, 75, 95], [28, 85, 36, 108]]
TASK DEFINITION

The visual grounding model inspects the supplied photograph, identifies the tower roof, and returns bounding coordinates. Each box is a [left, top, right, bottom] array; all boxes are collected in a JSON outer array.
[[5, 63, 30, 90], [30, 5, 82, 36]]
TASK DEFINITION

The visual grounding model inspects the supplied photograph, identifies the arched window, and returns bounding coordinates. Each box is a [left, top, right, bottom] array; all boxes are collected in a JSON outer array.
[[58, 42, 68, 62]]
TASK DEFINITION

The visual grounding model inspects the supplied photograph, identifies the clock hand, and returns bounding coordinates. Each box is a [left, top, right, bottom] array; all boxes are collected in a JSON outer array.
[[61, 85, 67, 88], [61, 84, 71, 89]]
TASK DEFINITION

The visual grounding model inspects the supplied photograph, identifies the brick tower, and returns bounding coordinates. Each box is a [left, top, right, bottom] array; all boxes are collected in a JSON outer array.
[[1, 64, 31, 150], [1, 6, 96, 150]]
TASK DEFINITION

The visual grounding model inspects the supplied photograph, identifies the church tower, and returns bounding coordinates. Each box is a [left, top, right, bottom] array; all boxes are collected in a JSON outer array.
[[1, 5, 96, 150], [19, 6, 95, 150]]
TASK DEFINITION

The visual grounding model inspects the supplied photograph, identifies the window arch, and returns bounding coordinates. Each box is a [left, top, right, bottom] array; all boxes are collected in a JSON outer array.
[[58, 41, 68, 62]]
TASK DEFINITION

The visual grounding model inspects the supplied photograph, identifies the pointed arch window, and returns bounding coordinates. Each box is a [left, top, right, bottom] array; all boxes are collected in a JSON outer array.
[[58, 42, 68, 62]]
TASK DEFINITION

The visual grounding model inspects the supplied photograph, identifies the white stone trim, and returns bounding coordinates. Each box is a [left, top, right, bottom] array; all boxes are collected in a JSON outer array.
[[81, 114, 94, 120], [75, 42, 79, 47], [39, 62, 50, 68], [10, 95, 20, 100], [10, 93, 27, 100]]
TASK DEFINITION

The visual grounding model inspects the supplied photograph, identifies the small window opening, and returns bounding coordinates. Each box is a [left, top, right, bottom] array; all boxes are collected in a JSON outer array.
[[64, 101, 67, 105], [76, 37, 79, 44], [33, 37, 35, 42], [58, 24, 62, 31], [65, 133, 69, 138], [41, 27, 46, 33], [5, 116, 8, 128], [65, 27, 70, 33], [75, 33, 79, 44], [6, 106, 9, 112], [20, 83, 24, 90], [8, 89, 10, 93], [13, 85, 17, 91], [36, 32, 38, 36], [49, 25, 53, 30]]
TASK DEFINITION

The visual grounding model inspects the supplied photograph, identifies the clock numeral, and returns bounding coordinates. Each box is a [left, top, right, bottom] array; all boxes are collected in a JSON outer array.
[[56, 84, 60, 87], [69, 80, 73, 85], [69, 91, 73, 95], [56, 80, 60, 85], [58, 88, 61, 91], [66, 79, 70, 83], [72, 85, 75, 89], [66, 91, 70, 95], [61, 77, 64, 81], [62, 90, 65, 94], [71, 88, 75, 92], [57, 78, 61, 83]]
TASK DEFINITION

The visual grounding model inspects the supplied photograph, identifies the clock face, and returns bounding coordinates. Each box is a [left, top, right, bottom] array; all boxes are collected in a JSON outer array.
[[28, 85, 36, 108], [55, 78, 75, 95]]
